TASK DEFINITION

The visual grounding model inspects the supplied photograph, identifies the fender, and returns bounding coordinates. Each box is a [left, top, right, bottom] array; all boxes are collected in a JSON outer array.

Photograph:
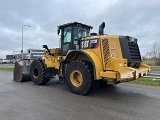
[[65, 50, 103, 80]]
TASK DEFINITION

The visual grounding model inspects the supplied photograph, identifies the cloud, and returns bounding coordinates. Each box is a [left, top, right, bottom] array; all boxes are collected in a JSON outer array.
[[0, 0, 160, 58]]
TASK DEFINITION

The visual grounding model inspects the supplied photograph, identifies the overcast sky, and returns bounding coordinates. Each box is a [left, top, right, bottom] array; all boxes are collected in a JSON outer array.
[[0, 0, 160, 59]]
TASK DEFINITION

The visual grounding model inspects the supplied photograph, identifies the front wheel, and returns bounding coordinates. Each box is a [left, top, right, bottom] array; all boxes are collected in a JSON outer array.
[[65, 60, 94, 95], [30, 59, 50, 85]]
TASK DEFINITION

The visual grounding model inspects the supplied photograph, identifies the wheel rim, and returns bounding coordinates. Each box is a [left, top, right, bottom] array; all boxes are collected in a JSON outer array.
[[70, 70, 83, 87], [33, 67, 38, 78]]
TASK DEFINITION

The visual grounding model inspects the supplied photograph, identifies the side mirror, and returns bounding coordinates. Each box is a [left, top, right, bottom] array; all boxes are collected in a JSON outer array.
[[57, 27, 60, 35]]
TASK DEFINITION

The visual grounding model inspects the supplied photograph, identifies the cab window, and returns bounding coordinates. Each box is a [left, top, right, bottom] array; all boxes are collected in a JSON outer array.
[[73, 28, 90, 40], [64, 28, 71, 42]]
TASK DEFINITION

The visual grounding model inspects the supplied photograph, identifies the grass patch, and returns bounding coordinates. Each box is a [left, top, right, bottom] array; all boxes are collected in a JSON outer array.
[[130, 77, 160, 86], [151, 66, 160, 71], [142, 60, 160, 71], [0, 68, 14, 71], [142, 60, 156, 66]]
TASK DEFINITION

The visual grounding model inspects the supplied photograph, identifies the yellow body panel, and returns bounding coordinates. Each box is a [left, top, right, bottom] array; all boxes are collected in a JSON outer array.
[[42, 48, 61, 69], [100, 71, 118, 79], [42, 55, 60, 69], [105, 35, 123, 59]]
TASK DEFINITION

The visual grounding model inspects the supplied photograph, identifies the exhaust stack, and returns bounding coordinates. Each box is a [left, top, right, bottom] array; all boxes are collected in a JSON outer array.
[[99, 22, 105, 35]]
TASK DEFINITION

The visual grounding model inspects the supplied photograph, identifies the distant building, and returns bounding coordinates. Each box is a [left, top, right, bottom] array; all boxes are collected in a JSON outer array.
[[6, 55, 14, 60]]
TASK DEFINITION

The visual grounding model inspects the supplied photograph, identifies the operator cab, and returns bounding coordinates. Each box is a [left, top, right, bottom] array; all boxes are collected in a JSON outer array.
[[57, 22, 93, 55]]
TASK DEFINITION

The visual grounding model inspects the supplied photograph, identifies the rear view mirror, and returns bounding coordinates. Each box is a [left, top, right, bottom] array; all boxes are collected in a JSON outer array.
[[42, 45, 51, 55], [57, 27, 60, 35], [42, 45, 48, 49]]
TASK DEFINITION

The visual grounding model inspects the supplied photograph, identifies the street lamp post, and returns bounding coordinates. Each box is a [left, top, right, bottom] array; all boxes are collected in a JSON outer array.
[[22, 25, 31, 59]]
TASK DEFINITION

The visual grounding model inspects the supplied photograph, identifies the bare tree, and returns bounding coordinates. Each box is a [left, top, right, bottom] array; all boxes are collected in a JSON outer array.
[[144, 50, 152, 59], [151, 40, 160, 65]]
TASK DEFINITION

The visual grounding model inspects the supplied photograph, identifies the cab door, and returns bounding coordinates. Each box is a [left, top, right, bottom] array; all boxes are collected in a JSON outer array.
[[61, 27, 72, 55]]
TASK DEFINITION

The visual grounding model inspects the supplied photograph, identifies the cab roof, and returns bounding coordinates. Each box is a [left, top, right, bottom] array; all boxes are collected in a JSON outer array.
[[57, 22, 93, 29]]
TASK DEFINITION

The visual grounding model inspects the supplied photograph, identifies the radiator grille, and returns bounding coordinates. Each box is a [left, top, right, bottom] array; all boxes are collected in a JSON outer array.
[[128, 42, 141, 62], [119, 36, 141, 68]]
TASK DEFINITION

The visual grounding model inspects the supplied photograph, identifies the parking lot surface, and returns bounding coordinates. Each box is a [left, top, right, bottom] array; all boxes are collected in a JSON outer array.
[[0, 71, 160, 120]]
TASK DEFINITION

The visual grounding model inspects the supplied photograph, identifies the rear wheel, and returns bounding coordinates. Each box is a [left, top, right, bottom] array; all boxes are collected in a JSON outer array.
[[30, 59, 50, 85], [65, 60, 94, 95]]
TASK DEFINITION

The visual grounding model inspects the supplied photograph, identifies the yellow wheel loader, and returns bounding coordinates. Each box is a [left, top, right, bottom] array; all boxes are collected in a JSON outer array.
[[13, 22, 150, 95]]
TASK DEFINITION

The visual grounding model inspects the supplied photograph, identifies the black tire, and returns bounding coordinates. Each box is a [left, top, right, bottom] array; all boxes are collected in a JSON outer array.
[[30, 59, 50, 85], [65, 60, 94, 95]]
